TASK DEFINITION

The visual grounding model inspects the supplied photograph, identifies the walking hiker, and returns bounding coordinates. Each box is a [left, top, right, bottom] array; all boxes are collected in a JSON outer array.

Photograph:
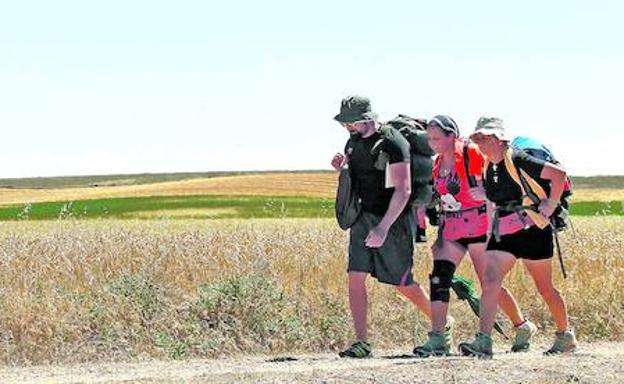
[[413, 115, 535, 357], [458, 117, 577, 358], [331, 95, 432, 358]]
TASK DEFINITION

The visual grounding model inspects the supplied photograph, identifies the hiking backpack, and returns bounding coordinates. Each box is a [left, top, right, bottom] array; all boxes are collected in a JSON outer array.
[[510, 136, 573, 232], [378, 114, 435, 206]]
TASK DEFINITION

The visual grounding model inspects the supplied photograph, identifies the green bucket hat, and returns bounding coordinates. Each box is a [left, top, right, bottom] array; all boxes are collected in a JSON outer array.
[[334, 95, 378, 123]]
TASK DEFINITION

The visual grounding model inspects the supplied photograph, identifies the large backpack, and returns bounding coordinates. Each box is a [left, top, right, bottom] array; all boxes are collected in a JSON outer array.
[[510, 136, 572, 231], [378, 115, 435, 206]]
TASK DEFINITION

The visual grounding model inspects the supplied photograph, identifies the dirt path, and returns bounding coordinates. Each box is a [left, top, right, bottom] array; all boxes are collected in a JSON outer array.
[[1, 342, 622, 384]]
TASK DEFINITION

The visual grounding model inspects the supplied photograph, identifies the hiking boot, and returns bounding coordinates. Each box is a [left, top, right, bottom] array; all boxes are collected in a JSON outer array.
[[458, 332, 493, 358], [339, 340, 372, 358], [511, 320, 537, 352], [413, 331, 451, 357], [544, 330, 577, 355]]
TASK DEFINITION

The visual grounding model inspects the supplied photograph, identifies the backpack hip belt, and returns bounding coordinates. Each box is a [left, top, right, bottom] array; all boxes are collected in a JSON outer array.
[[491, 201, 537, 242], [441, 204, 487, 219]]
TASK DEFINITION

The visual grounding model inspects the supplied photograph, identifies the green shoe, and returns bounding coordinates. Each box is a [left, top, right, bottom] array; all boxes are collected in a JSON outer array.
[[339, 340, 372, 358], [544, 330, 577, 355], [458, 332, 493, 358], [413, 331, 451, 357], [511, 320, 537, 352]]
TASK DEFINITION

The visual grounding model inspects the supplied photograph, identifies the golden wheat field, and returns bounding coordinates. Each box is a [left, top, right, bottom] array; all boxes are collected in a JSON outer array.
[[0, 217, 622, 366], [0, 172, 621, 207], [0, 173, 337, 206]]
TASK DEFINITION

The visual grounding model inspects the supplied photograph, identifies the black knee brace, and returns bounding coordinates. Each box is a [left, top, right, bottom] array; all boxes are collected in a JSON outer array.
[[430, 260, 456, 302]]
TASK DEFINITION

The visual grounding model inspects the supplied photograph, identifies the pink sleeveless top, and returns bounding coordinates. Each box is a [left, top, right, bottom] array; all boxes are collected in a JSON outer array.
[[433, 141, 489, 241]]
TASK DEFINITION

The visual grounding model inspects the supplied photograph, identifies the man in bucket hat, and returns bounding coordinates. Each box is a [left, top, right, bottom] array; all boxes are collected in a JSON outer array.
[[331, 95, 432, 358]]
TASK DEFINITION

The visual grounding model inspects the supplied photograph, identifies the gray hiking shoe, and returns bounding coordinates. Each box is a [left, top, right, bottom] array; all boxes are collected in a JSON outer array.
[[339, 340, 372, 358], [413, 331, 451, 357], [544, 330, 577, 355], [458, 332, 493, 358], [413, 316, 454, 357], [511, 320, 537, 352]]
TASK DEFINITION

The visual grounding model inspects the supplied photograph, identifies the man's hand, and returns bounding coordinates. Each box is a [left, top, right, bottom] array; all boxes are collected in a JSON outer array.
[[365, 225, 388, 248], [331, 153, 346, 171]]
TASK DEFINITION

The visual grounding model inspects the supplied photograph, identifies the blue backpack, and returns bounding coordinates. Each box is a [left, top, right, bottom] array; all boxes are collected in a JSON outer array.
[[511, 136, 557, 162], [510, 136, 573, 232]]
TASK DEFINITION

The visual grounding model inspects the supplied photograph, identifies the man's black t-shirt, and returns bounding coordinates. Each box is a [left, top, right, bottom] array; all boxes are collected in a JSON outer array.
[[484, 149, 550, 206], [345, 128, 410, 217]]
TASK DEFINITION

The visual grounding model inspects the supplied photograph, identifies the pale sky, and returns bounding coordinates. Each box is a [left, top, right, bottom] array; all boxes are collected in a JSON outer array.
[[0, 0, 622, 178]]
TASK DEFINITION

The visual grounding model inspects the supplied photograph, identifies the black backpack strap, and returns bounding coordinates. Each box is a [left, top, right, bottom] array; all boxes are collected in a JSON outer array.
[[344, 138, 357, 180], [517, 169, 541, 206], [344, 138, 353, 165], [463, 141, 478, 188], [510, 150, 542, 206]]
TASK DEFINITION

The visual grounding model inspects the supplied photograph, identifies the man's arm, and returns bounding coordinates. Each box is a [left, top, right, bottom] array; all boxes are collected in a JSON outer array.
[[365, 161, 411, 248]]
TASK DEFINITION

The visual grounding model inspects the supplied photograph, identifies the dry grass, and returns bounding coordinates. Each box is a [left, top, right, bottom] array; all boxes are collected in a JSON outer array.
[[0, 217, 622, 365], [0, 173, 337, 206], [570, 188, 624, 202]]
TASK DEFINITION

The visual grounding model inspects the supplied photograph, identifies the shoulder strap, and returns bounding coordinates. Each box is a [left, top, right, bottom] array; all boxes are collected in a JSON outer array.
[[503, 148, 526, 194], [432, 155, 442, 179], [502, 148, 550, 229], [483, 157, 489, 180], [345, 138, 354, 165], [505, 149, 548, 202], [463, 141, 478, 188], [370, 128, 387, 157]]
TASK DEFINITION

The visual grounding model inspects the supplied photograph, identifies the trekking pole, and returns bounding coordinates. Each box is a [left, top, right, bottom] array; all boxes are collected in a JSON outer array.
[[553, 228, 567, 279], [527, 204, 567, 279]]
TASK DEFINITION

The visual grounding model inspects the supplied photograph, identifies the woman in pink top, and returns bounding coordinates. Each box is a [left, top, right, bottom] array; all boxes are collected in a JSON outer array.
[[414, 115, 534, 357]]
